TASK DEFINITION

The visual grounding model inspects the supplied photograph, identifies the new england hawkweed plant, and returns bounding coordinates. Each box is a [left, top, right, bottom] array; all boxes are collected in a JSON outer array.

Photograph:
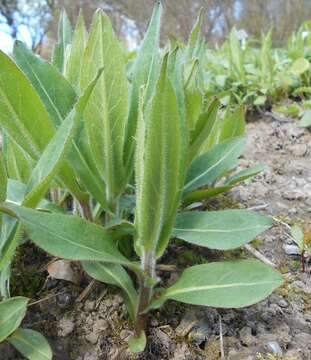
[[0, 3, 283, 354]]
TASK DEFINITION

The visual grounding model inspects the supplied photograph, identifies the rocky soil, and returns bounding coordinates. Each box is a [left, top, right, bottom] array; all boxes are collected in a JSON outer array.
[[1, 115, 311, 360]]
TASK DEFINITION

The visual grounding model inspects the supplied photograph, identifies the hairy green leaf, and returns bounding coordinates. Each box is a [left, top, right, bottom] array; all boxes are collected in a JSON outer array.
[[13, 41, 77, 128], [8, 329, 52, 360], [219, 106, 245, 142], [173, 210, 273, 250], [81, 10, 128, 202], [0, 152, 6, 203], [291, 225, 304, 249], [124, 1, 162, 167], [22, 109, 76, 208], [0, 296, 28, 342], [19, 70, 100, 207], [184, 137, 245, 193], [189, 98, 220, 162], [229, 28, 246, 84], [225, 164, 265, 186], [150, 260, 283, 309], [186, 8, 204, 59], [3, 204, 131, 266], [5, 140, 33, 183], [52, 9, 72, 73], [64, 11, 88, 92], [10, 43, 85, 202], [183, 186, 233, 204], [135, 55, 187, 257], [0, 220, 22, 271], [0, 50, 54, 158]]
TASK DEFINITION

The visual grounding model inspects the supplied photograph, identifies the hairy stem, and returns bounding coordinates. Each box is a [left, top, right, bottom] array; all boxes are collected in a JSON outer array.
[[104, 197, 119, 224], [135, 250, 156, 336]]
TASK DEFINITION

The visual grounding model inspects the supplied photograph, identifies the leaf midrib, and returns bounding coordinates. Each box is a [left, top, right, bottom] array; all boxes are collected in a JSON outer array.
[[10, 332, 50, 360], [21, 216, 123, 262], [0, 85, 39, 158], [96, 263, 136, 311], [18, 48, 64, 124], [174, 225, 267, 233], [167, 280, 280, 297], [184, 140, 242, 191]]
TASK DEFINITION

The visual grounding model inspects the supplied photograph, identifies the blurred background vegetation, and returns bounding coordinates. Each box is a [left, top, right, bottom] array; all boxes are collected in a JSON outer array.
[[1, 0, 311, 56]]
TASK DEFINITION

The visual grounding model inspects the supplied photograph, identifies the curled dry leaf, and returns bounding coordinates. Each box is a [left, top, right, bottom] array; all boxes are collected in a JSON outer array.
[[47, 260, 81, 285]]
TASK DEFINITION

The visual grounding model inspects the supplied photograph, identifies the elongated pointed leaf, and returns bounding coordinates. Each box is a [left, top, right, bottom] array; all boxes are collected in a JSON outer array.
[[81, 10, 128, 201], [173, 210, 273, 250], [150, 260, 283, 309], [0, 296, 28, 342], [167, 46, 186, 124], [13, 41, 77, 128], [5, 140, 33, 183], [225, 164, 265, 186], [135, 55, 187, 256], [0, 46, 83, 199], [291, 225, 304, 249], [22, 109, 76, 208], [0, 151, 6, 243], [229, 28, 245, 83], [83, 262, 137, 321], [6, 179, 63, 214], [13, 46, 102, 204], [183, 164, 265, 204], [68, 141, 110, 210], [64, 69, 113, 210], [260, 29, 273, 88], [219, 106, 245, 142], [2, 204, 131, 266], [183, 186, 233, 204], [189, 98, 220, 162], [64, 11, 88, 92], [186, 8, 204, 59], [0, 50, 55, 158], [124, 1, 162, 166], [184, 137, 245, 193], [0, 220, 22, 271], [0, 152, 6, 203], [52, 9, 72, 72], [184, 65, 203, 131], [8, 329, 52, 360], [7, 179, 26, 204], [20, 69, 101, 207]]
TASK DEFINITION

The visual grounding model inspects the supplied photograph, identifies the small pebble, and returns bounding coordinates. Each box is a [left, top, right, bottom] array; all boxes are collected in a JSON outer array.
[[85, 331, 99, 345], [283, 244, 301, 256], [266, 341, 283, 356], [84, 300, 96, 312], [58, 318, 75, 337], [57, 292, 73, 309]]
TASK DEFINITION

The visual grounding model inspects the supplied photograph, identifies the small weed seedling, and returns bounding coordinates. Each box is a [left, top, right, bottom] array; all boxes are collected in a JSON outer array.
[[291, 224, 311, 272]]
